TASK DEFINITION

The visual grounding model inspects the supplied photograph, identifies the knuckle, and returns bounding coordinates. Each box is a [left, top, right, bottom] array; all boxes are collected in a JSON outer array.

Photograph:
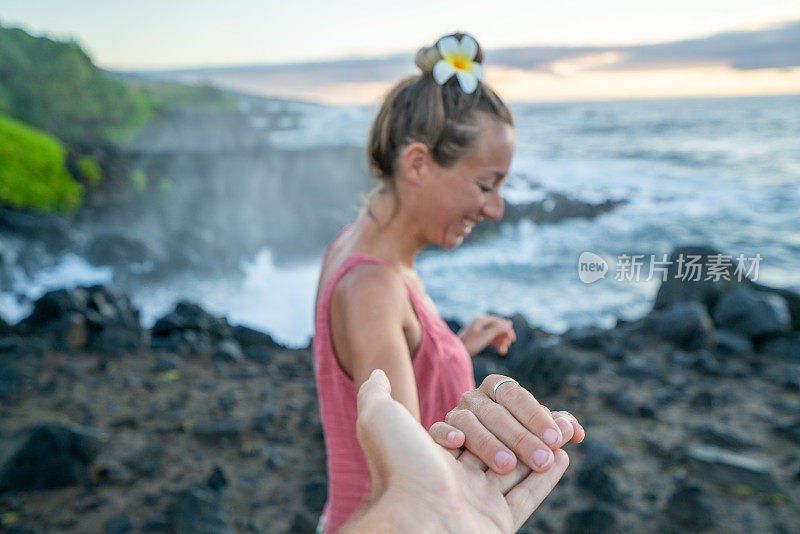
[[523, 405, 549, 430], [446, 408, 475, 428], [509, 431, 532, 453]]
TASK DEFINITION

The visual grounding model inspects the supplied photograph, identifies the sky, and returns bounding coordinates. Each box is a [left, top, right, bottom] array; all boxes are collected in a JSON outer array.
[[3, 1, 800, 103]]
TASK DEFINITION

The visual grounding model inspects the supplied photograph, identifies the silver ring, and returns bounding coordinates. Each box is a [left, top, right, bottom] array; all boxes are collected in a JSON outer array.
[[491, 378, 518, 403]]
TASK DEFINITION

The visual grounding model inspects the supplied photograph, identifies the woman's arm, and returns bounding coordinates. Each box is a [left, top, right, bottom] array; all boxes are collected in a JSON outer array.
[[331, 262, 421, 420]]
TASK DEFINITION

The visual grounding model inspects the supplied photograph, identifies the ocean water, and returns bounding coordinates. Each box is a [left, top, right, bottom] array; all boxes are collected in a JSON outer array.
[[4, 95, 799, 347]]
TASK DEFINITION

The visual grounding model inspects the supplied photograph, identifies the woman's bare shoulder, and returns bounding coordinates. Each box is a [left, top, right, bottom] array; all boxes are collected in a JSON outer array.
[[333, 261, 407, 313]]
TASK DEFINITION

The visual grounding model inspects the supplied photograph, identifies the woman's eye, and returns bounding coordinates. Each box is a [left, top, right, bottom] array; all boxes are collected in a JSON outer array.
[[478, 183, 494, 193]]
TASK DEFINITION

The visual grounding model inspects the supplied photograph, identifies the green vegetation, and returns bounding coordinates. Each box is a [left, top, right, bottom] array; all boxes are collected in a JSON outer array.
[[0, 25, 151, 145], [129, 78, 236, 114], [127, 170, 148, 194], [156, 178, 173, 194], [1, 511, 19, 528], [0, 113, 82, 213], [0, 23, 234, 212], [76, 155, 102, 186]]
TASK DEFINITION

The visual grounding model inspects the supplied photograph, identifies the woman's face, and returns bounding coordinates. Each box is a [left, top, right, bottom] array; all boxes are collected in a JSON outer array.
[[421, 113, 514, 248]]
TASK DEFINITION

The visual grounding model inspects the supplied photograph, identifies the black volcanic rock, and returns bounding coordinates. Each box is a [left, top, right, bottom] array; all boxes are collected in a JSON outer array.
[[17, 285, 145, 354], [564, 507, 616, 534], [467, 193, 626, 243], [773, 419, 800, 445], [0, 423, 102, 492], [0, 362, 23, 402], [575, 466, 623, 504], [645, 301, 714, 350], [664, 483, 716, 531], [232, 324, 283, 350], [712, 288, 791, 339], [652, 246, 744, 311], [303, 475, 327, 512], [712, 330, 753, 355], [152, 301, 230, 337], [167, 487, 233, 534], [682, 444, 782, 494], [759, 333, 800, 360]]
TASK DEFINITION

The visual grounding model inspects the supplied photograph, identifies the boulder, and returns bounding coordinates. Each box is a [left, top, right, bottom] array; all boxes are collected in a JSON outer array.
[[152, 301, 232, 340], [167, 487, 234, 534], [231, 324, 283, 350], [0, 423, 102, 492], [575, 466, 623, 504], [758, 333, 800, 360], [664, 483, 716, 531], [712, 330, 753, 355], [682, 444, 782, 494], [712, 288, 791, 339], [653, 246, 743, 311], [18, 286, 145, 355], [506, 344, 574, 397], [467, 193, 626, 242], [645, 301, 714, 350], [563, 326, 609, 351]]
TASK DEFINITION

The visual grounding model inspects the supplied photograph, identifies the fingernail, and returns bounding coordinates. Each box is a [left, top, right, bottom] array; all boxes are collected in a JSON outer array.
[[533, 449, 552, 468], [495, 450, 513, 468], [543, 428, 559, 446], [447, 431, 458, 443]]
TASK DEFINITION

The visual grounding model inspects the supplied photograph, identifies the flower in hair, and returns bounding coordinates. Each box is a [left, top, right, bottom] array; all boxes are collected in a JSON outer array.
[[433, 35, 483, 94]]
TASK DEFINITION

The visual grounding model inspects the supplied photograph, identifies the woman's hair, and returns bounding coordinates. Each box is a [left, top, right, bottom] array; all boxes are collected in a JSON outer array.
[[366, 33, 513, 191]]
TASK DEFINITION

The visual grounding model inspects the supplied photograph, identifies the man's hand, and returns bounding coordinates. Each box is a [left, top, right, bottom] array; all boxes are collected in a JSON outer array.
[[341, 370, 570, 533]]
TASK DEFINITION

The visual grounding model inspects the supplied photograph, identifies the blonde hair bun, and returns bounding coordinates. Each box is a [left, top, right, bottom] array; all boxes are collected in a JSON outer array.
[[415, 33, 485, 75], [414, 45, 441, 74]]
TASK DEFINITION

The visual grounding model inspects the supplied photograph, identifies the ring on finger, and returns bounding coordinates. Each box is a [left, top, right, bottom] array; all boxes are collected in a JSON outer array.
[[491, 377, 518, 403]]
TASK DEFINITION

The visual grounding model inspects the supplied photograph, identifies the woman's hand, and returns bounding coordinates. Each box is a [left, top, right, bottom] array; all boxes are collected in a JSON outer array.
[[458, 315, 517, 356], [429, 374, 585, 474], [341, 370, 569, 533]]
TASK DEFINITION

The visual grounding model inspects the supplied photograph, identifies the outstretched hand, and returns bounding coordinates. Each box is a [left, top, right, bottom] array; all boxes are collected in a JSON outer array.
[[458, 314, 517, 356], [342, 370, 569, 533]]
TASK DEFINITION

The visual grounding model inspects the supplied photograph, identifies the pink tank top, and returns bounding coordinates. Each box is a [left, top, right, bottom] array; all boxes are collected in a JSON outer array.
[[313, 235, 475, 533]]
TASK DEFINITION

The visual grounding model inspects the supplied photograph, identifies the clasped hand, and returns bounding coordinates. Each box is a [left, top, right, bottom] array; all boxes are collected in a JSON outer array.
[[344, 371, 584, 533]]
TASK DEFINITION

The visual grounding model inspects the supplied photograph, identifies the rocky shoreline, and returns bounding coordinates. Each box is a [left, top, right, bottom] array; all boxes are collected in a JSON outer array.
[[1, 246, 799, 533]]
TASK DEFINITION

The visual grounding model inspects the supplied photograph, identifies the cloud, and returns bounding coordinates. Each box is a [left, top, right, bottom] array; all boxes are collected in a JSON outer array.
[[487, 19, 800, 73], [129, 19, 800, 103]]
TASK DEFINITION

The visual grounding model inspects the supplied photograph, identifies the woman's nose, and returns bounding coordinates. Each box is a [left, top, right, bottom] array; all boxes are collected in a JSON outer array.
[[480, 193, 504, 221]]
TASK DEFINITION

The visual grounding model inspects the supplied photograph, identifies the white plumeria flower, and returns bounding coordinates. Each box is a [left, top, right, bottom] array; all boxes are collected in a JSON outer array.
[[433, 34, 484, 94]]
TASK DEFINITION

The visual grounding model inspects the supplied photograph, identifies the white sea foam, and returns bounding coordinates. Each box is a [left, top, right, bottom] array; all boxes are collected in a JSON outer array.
[[131, 248, 320, 348], [0, 254, 113, 324]]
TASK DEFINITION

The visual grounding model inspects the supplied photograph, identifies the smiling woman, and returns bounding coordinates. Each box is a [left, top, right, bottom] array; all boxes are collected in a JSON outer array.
[[311, 32, 553, 533]]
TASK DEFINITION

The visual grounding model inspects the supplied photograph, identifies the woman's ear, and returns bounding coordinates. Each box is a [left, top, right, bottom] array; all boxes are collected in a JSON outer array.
[[398, 142, 430, 186]]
